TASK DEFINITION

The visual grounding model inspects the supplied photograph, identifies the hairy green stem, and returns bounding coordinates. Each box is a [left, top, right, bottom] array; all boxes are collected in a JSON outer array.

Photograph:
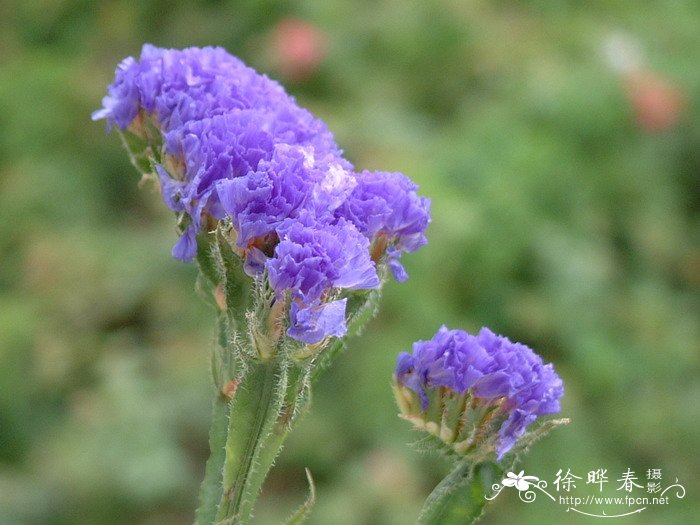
[[193, 242, 382, 524], [195, 393, 230, 525], [418, 461, 502, 525], [194, 311, 240, 525], [213, 358, 288, 524]]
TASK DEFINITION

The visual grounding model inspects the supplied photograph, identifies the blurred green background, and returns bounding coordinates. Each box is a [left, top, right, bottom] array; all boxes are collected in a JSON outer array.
[[1, 1, 698, 524]]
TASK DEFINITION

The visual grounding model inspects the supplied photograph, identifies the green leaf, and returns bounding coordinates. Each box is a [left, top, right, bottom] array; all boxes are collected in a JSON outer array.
[[418, 461, 503, 525], [283, 468, 316, 525], [196, 231, 223, 289], [501, 417, 570, 465], [215, 230, 252, 318], [277, 359, 312, 430], [346, 286, 382, 336], [116, 128, 154, 175], [311, 286, 382, 382]]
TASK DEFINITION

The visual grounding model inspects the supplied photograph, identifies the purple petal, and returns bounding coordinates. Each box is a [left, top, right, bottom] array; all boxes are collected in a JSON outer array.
[[171, 225, 197, 261], [287, 299, 347, 344], [156, 164, 187, 212], [388, 257, 409, 282]]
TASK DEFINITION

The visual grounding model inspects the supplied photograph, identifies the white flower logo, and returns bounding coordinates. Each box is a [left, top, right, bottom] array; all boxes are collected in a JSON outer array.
[[502, 471, 539, 492]]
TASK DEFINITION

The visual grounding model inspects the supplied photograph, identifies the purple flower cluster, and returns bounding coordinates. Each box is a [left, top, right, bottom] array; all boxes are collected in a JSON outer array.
[[336, 170, 429, 282], [94, 45, 430, 344], [395, 326, 563, 458]]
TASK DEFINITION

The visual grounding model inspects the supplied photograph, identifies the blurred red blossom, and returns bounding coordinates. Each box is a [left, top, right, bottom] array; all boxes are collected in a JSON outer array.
[[604, 33, 686, 132], [624, 71, 685, 132], [272, 17, 328, 82]]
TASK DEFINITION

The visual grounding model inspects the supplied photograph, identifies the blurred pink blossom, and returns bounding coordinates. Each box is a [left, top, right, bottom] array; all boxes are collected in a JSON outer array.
[[625, 72, 685, 132], [272, 18, 328, 82], [604, 33, 685, 132]]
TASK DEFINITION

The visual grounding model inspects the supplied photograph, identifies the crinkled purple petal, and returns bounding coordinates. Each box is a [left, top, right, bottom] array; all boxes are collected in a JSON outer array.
[[172, 224, 197, 262], [155, 164, 187, 212], [336, 170, 431, 280], [472, 371, 512, 399], [242, 247, 268, 277], [287, 299, 347, 343], [497, 410, 537, 459], [267, 219, 379, 304], [388, 257, 409, 283], [216, 144, 315, 248], [395, 352, 430, 409]]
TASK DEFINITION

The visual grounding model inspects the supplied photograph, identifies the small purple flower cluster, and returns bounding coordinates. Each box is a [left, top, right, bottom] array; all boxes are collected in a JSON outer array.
[[395, 326, 563, 458], [94, 45, 430, 344]]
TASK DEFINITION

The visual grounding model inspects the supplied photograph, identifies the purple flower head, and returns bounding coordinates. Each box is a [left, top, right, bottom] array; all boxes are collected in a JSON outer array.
[[396, 326, 494, 408], [93, 44, 346, 158], [93, 45, 284, 131], [336, 171, 431, 281], [216, 144, 314, 248], [91, 56, 142, 129], [265, 218, 379, 343], [395, 326, 563, 459], [95, 45, 358, 261], [95, 44, 431, 362], [214, 143, 357, 261], [160, 110, 279, 257], [266, 218, 379, 305]]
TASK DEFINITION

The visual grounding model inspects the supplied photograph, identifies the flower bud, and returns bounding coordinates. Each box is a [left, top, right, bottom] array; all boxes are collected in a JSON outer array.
[[394, 326, 563, 460]]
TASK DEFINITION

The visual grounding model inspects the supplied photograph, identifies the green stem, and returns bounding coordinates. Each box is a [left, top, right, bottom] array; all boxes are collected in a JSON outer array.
[[193, 239, 382, 524], [214, 358, 289, 524], [195, 311, 239, 525], [418, 461, 502, 525], [194, 393, 229, 525]]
